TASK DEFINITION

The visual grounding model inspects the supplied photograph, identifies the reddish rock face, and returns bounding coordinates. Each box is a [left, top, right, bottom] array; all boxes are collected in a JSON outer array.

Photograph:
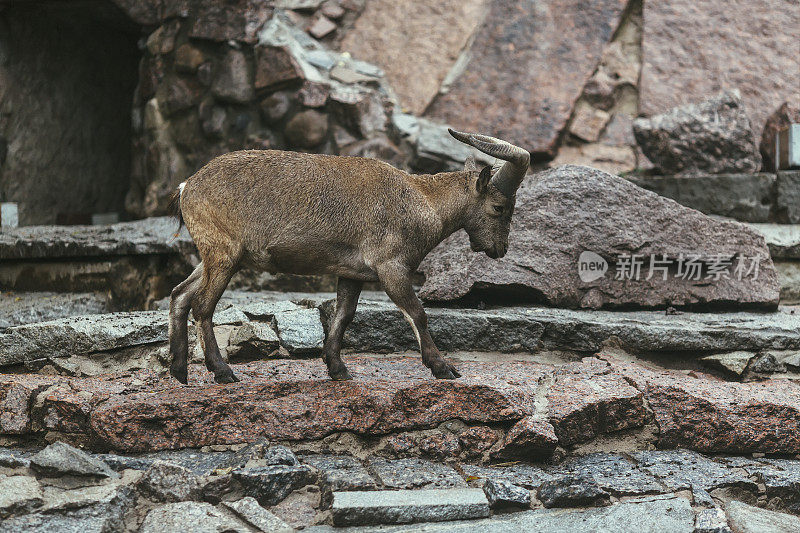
[[339, 0, 488, 116], [495, 417, 558, 459], [189, 0, 273, 43], [546, 358, 646, 445], [425, 0, 627, 157], [3, 355, 798, 455], [639, 0, 800, 141], [646, 376, 800, 454]]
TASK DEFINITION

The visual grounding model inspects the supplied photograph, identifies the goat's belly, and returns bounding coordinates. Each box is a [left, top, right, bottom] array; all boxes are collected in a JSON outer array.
[[243, 244, 379, 281]]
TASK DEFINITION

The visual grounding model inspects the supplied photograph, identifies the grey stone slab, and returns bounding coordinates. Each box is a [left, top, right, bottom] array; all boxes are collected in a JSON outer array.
[[139, 501, 248, 533], [0, 474, 42, 517], [462, 464, 553, 490], [335, 299, 800, 355], [30, 442, 117, 478], [725, 500, 800, 533], [0, 448, 32, 468], [0, 310, 168, 367], [632, 450, 756, 503], [0, 217, 194, 260], [221, 497, 294, 532], [483, 478, 531, 509], [98, 449, 236, 475], [549, 453, 665, 496], [233, 464, 316, 506], [136, 460, 202, 502], [0, 493, 131, 533], [323, 494, 694, 532], [331, 488, 489, 527], [694, 507, 731, 533], [627, 173, 775, 223], [0, 292, 110, 331], [367, 458, 466, 489], [301, 455, 377, 491], [740, 458, 800, 512]]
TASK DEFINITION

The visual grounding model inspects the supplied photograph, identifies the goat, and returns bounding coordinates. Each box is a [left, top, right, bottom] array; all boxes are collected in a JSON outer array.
[[169, 129, 530, 384]]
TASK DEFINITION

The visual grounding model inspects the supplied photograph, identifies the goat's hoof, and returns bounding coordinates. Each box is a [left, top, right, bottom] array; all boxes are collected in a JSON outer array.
[[431, 362, 461, 380], [214, 368, 240, 384], [328, 367, 353, 381], [170, 364, 188, 385]]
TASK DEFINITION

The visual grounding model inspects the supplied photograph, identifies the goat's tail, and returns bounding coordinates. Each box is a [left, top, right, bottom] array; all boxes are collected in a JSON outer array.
[[169, 182, 186, 237]]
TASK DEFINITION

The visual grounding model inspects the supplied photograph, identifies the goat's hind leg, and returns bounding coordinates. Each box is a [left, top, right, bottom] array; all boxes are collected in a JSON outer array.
[[324, 277, 363, 380], [169, 264, 203, 384], [193, 262, 239, 384]]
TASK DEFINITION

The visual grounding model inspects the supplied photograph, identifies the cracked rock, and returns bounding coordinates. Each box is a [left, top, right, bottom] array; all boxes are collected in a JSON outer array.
[[30, 442, 117, 479], [0, 474, 43, 517], [233, 464, 316, 506], [537, 474, 611, 508], [483, 478, 531, 509], [367, 458, 466, 490], [136, 460, 202, 502], [221, 497, 293, 532], [139, 501, 246, 533]]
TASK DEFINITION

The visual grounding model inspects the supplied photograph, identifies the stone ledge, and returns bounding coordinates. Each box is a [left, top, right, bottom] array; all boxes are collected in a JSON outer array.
[[0, 217, 194, 260], [1, 355, 798, 456]]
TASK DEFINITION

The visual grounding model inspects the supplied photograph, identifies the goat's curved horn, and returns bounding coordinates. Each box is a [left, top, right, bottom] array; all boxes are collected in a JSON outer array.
[[448, 128, 530, 197]]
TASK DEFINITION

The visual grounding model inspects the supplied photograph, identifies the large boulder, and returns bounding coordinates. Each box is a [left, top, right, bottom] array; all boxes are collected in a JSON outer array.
[[639, 0, 799, 142], [419, 165, 779, 310], [425, 0, 628, 157], [632, 91, 762, 176]]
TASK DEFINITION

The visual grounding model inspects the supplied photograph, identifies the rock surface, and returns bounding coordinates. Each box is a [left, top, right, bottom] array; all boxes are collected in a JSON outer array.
[[425, 0, 628, 157], [633, 91, 762, 176], [627, 173, 775, 223], [483, 478, 531, 509], [725, 500, 800, 533], [331, 488, 490, 527], [3, 353, 799, 456], [340, 0, 488, 116], [419, 165, 779, 309], [0, 217, 193, 260], [639, 0, 799, 141], [30, 442, 116, 478]]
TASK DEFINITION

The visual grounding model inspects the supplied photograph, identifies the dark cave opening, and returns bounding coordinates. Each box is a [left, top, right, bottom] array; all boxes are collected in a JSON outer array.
[[0, 1, 141, 225]]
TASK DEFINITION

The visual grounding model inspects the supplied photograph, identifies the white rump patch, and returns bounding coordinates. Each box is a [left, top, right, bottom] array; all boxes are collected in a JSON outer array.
[[178, 182, 186, 195]]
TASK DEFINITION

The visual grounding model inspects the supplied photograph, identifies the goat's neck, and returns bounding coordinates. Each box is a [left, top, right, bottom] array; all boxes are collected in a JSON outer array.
[[419, 171, 474, 243]]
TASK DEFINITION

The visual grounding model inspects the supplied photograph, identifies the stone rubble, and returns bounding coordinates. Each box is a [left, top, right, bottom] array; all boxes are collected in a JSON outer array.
[[0, 440, 798, 530]]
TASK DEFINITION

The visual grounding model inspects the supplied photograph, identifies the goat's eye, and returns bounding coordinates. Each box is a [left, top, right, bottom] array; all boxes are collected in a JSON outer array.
[[492, 205, 504, 215]]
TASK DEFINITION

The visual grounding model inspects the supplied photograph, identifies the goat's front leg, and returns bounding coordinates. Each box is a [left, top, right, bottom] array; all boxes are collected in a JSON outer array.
[[323, 277, 363, 380], [376, 262, 460, 379]]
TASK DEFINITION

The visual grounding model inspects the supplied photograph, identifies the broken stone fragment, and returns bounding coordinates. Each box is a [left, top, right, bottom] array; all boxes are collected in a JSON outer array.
[[255, 45, 304, 91], [135, 460, 202, 502], [537, 474, 610, 508], [633, 90, 762, 176], [483, 478, 531, 509], [307, 15, 337, 39], [139, 501, 245, 533], [221, 497, 294, 532], [233, 464, 316, 506], [367, 457, 466, 490], [30, 442, 117, 479], [494, 417, 558, 460]]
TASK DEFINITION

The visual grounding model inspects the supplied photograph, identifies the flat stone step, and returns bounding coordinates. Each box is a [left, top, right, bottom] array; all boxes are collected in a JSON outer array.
[[330, 488, 489, 527], [1, 355, 798, 455], [320, 494, 694, 532]]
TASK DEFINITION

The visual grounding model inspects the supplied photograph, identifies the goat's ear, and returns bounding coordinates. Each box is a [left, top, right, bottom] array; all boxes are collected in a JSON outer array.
[[476, 165, 492, 193], [463, 155, 477, 172]]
